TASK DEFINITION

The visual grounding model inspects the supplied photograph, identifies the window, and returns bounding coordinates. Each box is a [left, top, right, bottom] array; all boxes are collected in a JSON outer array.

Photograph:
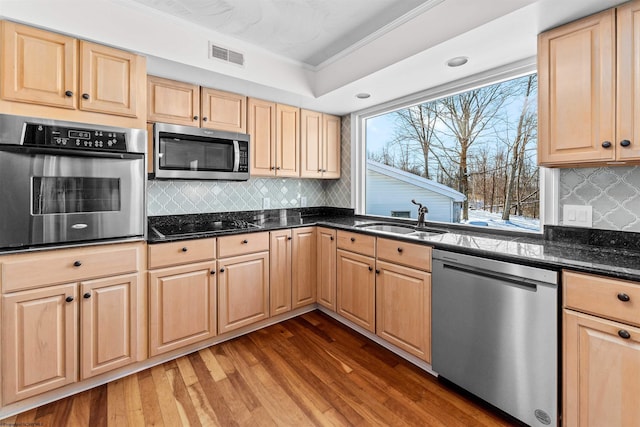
[[363, 73, 540, 232]]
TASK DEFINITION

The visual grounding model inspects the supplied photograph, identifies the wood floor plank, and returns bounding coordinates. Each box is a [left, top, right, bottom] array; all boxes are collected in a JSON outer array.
[[1, 311, 518, 426]]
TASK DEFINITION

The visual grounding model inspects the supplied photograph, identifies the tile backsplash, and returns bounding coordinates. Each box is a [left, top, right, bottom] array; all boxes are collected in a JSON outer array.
[[148, 115, 353, 216], [559, 166, 640, 232]]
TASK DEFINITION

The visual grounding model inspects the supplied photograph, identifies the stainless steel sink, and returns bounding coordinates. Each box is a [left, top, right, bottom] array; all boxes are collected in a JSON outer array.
[[355, 223, 417, 234]]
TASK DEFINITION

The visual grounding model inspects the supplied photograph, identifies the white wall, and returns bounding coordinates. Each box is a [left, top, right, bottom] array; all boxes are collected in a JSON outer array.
[[366, 169, 455, 222]]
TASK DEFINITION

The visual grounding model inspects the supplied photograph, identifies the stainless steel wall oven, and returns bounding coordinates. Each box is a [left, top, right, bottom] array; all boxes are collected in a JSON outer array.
[[0, 114, 146, 250]]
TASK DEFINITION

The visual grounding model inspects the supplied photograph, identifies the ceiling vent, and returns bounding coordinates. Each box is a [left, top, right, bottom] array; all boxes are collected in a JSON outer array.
[[208, 42, 244, 67]]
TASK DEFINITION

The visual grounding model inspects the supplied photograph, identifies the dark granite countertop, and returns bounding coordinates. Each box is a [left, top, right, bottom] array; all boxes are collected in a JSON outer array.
[[148, 207, 640, 282]]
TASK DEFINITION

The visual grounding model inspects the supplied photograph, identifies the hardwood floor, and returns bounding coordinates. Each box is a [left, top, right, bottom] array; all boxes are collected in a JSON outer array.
[[2, 311, 515, 426]]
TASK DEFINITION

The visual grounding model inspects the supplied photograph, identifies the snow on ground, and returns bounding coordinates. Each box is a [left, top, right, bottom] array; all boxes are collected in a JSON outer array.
[[461, 209, 540, 232]]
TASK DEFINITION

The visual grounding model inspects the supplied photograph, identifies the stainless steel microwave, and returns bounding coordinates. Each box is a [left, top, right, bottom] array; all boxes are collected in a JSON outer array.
[[152, 123, 250, 180]]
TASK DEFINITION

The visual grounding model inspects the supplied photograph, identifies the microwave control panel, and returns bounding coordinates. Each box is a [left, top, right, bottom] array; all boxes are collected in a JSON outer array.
[[238, 143, 248, 172], [23, 123, 127, 151]]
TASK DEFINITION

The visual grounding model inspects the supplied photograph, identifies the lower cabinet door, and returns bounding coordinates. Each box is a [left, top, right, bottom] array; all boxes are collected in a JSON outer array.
[[316, 228, 336, 311], [375, 261, 431, 362], [148, 262, 217, 356], [218, 252, 269, 334], [80, 274, 138, 379], [564, 309, 640, 427], [337, 249, 375, 332], [270, 230, 292, 316], [2, 283, 78, 404], [292, 227, 317, 308]]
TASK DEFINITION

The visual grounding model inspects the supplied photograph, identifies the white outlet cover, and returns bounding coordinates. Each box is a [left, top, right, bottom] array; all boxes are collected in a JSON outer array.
[[263, 197, 270, 209], [563, 205, 592, 227]]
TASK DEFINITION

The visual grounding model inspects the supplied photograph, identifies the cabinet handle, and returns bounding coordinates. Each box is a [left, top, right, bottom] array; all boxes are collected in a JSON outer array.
[[397, 247, 403, 253], [618, 293, 631, 302], [81, 93, 90, 100], [618, 329, 631, 339], [318, 169, 323, 172], [601, 141, 612, 148], [181, 247, 188, 252], [242, 239, 248, 244], [193, 115, 199, 121], [73, 260, 82, 267], [330, 236, 334, 241], [276, 167, 281, 170], [203, 117, 208, 122], [271, 166, 276, 170], [375, 269, 380, 274], [368, 266, 373, 271], [350, 237, 355, 242], [287, 236, 292, 240], [65, 296, 74, 303], [220, 268, 225, 273], [83, 292, 91, 299], [620, 139, 631, 147], [210, 270, 216, 275], [65, 90, 73, 97]]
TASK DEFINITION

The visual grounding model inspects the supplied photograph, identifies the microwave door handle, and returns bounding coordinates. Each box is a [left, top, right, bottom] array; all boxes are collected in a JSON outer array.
[[233, 140, 240, 172]]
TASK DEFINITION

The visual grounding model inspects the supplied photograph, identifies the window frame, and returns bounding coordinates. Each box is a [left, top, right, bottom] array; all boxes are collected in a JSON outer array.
[[350, 58, 559, 233]]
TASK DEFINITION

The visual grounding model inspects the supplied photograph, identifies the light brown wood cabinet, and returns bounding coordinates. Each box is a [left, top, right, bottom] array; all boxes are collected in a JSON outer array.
[[148, 261, 217, 356], [563, 270, 640, 426], [217, 233, 270, 333], [300, 110, 341, 178], [317, 227, 337, 311], [270, 229, 293, 316], [0, 242, 144, 404], [248, 98, 300, 177], [292, 227, 317, 308], [538, 2, 640, 166], [0, 21, 145, 127], [147, 75, 246, 132], [336, 249, 376, 332], [375, 238, 432, 362]]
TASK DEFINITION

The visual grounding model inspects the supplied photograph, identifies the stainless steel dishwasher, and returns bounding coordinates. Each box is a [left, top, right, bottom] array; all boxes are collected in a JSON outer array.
[[431, 249, 559, 426]]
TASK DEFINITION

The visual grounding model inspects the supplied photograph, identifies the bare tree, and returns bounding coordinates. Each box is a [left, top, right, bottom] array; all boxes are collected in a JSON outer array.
[[392, 104, 439, 179]]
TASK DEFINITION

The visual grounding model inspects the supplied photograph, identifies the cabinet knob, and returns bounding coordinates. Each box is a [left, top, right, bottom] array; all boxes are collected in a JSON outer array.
[[618, 329, 631, 339], [203, 117, 208, 122], [271, 166, 276, 170], [368, 266, 373, 271], [83, 292, 91, 299], [276, 167, 281, 170], [287, 236, 292, 240], [350, 237, 355, 242], [65, 90, 73, 97], [620, 139, 631, 147], [181, 247, 188, 252], [73, 260, 82, 267], [601, 141, 612, 148], [81, 93, 90, 100], [242, 239, 248, 244], [193, 115, 199, 121], [318, 169, 323, 172], [220, 268, 225, 273], [618, 293, 631, 302], [375, 269, 380, 274], [65, 296, 74, 303], [210, 270, 216, 275], [330, 236, 334, 241], [397, 247, 403, 253]]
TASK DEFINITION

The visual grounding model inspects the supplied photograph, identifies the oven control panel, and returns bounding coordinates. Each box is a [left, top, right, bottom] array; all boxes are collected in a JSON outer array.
[[23, 123, 127, 151]]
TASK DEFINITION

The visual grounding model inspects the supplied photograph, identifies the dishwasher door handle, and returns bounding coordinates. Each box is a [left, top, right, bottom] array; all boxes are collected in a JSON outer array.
[[442, 262, 539, 291]]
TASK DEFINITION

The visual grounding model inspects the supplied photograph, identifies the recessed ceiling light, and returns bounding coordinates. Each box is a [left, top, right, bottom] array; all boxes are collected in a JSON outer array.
[[447, 56, 469, 67], [356, 93, 371, 99]]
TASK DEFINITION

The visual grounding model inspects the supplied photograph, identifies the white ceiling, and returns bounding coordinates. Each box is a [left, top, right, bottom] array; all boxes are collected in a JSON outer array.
[[0, 0, 630, 115]]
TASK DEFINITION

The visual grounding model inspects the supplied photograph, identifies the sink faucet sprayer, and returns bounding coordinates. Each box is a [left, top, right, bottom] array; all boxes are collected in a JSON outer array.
[[411, 199, 428, 228]]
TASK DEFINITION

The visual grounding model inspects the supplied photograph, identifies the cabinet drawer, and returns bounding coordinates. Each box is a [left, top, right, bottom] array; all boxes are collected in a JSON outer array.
[[564, 271, 640, 327], [336, 230, 376, 257], [377, 238, 432, 271], [148, 238, 216, 269], [1, 243, 141, 293], [218, 232, 269, 258]]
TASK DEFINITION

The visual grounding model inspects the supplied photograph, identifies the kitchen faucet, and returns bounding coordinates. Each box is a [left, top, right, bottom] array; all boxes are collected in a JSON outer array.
[[411, 199, 428, 228]]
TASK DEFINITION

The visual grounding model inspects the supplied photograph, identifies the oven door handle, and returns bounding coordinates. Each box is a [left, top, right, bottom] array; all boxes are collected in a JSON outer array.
[[0, 145, 143, 160]]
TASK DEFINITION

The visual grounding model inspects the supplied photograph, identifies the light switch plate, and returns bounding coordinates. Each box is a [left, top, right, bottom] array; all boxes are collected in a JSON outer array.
[[300, 196, 307, 207], [563, 205, 592, 227], [262, 197, 270, 209]]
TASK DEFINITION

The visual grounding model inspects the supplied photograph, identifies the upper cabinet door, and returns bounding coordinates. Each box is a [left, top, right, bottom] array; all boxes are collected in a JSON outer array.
[[248, 97, 276, 176], [147, 75, 200, 126], [322, 114, 341, 178], [616, 0, 640, 162], [300, 109, 323, 178], [538, 9, 616, 165], [1, 21, 77, 109], [276, 103, 300, 177], [80, 41, 139, 117], [201, 87, 246, 133]]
